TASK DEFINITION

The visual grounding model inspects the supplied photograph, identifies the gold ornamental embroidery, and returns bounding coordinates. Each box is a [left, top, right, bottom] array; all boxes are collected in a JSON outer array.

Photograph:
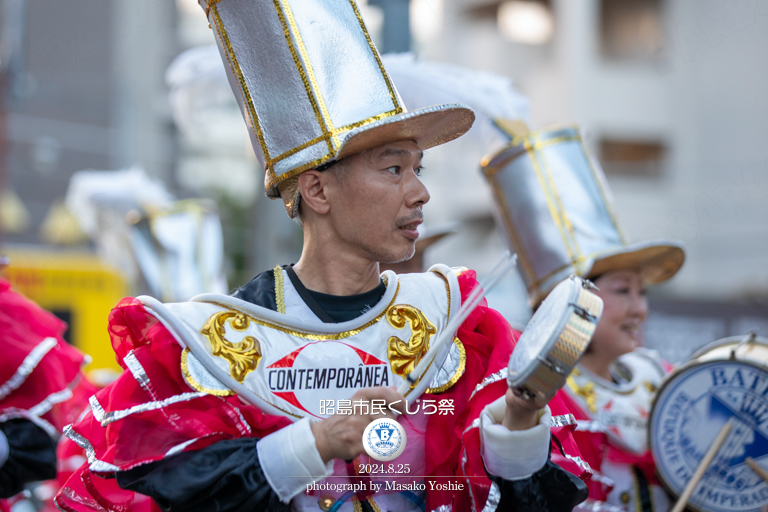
[[273, 265, 286, 314], [386, 305, 437, 386], [567, 371, 598, 413], [200, 311, 262, 382], [426, 338, 466, 394]]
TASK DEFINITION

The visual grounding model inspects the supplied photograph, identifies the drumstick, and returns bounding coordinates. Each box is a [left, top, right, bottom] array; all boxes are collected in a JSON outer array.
[[746, 457, 768, 485], [396, 252, 518, 396], [671, 418, 733, 512]]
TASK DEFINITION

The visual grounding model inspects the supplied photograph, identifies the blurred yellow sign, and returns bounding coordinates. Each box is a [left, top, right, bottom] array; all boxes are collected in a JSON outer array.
[[2, 247, 128, 372]]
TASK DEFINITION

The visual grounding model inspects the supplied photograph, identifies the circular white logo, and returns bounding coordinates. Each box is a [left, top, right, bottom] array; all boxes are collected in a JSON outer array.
[[363, 418, 407, 461]]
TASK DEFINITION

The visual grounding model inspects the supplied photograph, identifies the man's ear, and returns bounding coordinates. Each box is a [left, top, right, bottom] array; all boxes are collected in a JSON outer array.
[[298, 170, 331, 215]]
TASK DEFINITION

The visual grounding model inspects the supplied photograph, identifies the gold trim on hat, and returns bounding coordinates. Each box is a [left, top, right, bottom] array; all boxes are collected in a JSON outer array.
[[483, 124, 684, 304], [525, 139, 583, 270], [264, 108, 403, 191], [348, 0, 402, 111], [213, 0, 407, 191], [203, 0, 221, 18], [209, 5, 272, 165], [530, 134, 586, 273], [431, 269, 451, 322], [266, 104, 473, 199], [273, 0, 336, 152], [206, 0, 473, 202], [482, 126, 629, 300]]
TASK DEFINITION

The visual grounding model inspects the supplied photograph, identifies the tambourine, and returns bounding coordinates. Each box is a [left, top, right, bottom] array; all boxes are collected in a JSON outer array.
[[507, 275, 604, 400], [650, 333, 768, 512]]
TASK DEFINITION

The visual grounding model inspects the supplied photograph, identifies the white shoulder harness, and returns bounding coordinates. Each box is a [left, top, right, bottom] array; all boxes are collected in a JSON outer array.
[[567, 348, 667, 454], [138, 265, 464, 421]]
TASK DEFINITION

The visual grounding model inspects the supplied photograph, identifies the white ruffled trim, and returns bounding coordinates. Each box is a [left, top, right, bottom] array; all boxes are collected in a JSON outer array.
[[89, 392, 206, 427], [0, 337, 57, 400], [63, 424, 121, 473], [469, 368, 508, 401], [481, 482, 501, 512], [29, 387, 74, 418], [550, 414, 577, 428], [124, 350, 157, 399], [0, 372, 83, 438], [0, 408, 58, 438], [564, 453, 593, 474]]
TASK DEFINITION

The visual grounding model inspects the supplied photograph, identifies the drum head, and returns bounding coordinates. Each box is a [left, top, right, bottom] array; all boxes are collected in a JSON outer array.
[[507, 277, 578, 387], [651, 337, 768, 512]]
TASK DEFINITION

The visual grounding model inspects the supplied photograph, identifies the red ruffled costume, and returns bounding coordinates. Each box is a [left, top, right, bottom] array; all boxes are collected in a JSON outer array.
[[559, 355, 674, 510], [0, 279, 93, 512], [560, 392, 656, 504], [55, 271, 589, 512]]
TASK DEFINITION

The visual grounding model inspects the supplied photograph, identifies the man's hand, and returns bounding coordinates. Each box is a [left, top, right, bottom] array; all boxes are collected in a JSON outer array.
[[501, 386, 552, 432], [310, 387, 405, 464]]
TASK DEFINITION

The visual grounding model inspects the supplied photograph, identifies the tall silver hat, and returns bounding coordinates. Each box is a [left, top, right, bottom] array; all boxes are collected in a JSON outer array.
[[481, 125, 685, 305], [198, 0, 475, 217]]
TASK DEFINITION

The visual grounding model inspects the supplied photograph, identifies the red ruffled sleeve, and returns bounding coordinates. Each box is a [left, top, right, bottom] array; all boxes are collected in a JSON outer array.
[[0, 279, 88, 434], [55, 298, 292, 512]]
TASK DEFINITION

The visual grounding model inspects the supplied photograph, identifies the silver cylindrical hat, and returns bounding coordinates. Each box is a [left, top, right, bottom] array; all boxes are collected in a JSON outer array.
[[481, 125, 684, 305], [199, 0, 474, 216]]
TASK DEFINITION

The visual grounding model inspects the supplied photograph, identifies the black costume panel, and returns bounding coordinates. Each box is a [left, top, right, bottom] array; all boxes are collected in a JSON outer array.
[[230, 268, 278, 311], [117, 438, 289, 512], [0, 419, 57, 498], [492, 460, 588, 511]]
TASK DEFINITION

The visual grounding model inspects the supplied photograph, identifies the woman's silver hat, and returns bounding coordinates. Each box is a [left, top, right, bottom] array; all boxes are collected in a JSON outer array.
[[481, 125, 684, 305]]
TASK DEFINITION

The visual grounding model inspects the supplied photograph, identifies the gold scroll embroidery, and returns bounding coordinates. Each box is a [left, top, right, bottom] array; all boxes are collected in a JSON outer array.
[[200, 311, 262, 382], [386, 305, 437, 387], [566, 370, 598, 413]]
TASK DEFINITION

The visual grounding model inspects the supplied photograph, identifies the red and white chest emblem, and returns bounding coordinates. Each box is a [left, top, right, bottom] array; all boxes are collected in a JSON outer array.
[[266, 341, 392, 418]]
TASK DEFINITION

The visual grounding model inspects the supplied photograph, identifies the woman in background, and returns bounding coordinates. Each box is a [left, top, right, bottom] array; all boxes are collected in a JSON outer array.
[[480, 123, 685, 512], [563, 266, 679, 512]]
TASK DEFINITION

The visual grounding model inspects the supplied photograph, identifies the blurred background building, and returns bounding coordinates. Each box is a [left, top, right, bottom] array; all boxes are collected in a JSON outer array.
[[0, 0, 767, 366]]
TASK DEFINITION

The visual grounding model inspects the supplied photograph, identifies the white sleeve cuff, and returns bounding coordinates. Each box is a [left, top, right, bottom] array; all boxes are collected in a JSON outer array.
[[0, 429, 8, 468], [479, 397, 551, 481], [256, 417, 334, 503]]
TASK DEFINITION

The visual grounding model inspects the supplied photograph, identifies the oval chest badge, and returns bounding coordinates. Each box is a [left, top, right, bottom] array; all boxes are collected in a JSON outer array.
[[651, 361, 768, 512]]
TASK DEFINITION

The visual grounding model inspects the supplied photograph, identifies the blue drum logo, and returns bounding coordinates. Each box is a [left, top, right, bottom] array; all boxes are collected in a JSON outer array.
[[652, 361, 768, 512], [363, 418, 406, 461]]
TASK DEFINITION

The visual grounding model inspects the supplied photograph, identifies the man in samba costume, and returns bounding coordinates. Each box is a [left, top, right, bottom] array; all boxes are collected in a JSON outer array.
[[481, 125, 685, 511], [54, 2, 589, 511], [0, 258, 96, 511]]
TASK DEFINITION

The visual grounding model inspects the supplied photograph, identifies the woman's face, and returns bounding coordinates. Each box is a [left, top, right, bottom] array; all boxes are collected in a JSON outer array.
[[590, 270, 649, 360]]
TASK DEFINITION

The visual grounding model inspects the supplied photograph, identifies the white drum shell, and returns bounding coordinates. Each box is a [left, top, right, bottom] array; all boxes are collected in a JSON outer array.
[[508, 276, 603, 399], [650, 335, 768, 512]]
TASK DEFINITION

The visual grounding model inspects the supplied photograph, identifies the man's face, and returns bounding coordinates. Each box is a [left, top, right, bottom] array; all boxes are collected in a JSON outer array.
[[325, 140, 430, 264]]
